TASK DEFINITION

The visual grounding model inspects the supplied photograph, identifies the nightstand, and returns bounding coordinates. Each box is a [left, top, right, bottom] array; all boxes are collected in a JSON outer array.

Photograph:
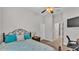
[[32, 36, 40, 42]]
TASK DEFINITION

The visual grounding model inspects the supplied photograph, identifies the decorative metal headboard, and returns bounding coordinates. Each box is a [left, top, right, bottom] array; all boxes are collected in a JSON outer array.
[[3, 29, 31, 41], [12, 29, 29, 35]]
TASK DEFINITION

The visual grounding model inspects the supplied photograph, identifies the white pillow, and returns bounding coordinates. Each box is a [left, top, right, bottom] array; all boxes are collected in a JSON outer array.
[[17, 35, 24, 41]]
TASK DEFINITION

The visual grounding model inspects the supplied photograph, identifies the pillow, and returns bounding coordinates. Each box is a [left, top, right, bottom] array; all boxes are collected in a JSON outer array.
[[17, 34, 24, 41], [24, 32, 31, 40], [5, 34, 17, 43]]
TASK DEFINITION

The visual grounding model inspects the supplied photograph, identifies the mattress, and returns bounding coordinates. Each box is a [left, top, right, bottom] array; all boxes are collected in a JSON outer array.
[[0, 39, 56, 51]]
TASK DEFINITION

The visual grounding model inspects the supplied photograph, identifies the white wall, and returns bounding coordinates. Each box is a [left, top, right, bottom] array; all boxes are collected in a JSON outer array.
[[1, 7, 79, 44], [44, 14, 53, 41], [40, 7, 79, 44], [44, 13, 63, 41], [2, 8, 43, 36], [63, 7, 79, 45], [44, 8, 79, 44], [0, 8, 3, 35]]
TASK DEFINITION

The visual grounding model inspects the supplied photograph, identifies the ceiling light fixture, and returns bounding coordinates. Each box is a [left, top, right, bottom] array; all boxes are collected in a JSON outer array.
[[46, 7, 54, 13], [41, 7, 54, 13]]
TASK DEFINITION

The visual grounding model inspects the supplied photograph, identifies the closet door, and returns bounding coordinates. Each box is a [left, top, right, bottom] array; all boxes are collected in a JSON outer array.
[[45, 14, 53, 41]]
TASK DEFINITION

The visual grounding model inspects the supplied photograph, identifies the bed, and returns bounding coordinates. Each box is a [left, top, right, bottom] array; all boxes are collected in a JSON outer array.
[[0, 29, 56, 51], [0, 39, 56, 51]]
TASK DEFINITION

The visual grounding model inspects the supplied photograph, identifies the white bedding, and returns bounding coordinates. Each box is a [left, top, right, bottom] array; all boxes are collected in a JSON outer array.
[[0, 39, 56, 51]]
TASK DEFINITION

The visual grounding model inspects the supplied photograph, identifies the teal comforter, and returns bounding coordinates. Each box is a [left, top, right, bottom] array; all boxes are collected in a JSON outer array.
[[0, 39, 55, 51]]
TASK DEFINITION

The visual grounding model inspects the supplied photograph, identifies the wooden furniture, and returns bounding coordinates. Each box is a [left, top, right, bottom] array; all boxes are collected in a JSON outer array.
[[41, 39, 73, 51], [32, 36, 40, 42]]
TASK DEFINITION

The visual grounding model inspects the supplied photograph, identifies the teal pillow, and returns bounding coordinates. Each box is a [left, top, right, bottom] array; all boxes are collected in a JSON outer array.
[[5, 34, 17, 43], [24, 33, 31, 40]]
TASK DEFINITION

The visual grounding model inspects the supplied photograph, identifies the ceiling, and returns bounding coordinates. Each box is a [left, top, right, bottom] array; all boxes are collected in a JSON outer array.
[[27, 7, 64, 16]]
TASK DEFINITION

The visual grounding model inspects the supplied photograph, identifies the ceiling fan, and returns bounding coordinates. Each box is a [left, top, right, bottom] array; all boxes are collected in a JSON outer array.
[[41, 7, 54, 14]]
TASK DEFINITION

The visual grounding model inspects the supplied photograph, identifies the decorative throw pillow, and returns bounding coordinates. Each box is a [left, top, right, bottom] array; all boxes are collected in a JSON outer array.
[[5, 34, 17, 43], [24, 32, 31, 40], [17, 34, 24, 41]]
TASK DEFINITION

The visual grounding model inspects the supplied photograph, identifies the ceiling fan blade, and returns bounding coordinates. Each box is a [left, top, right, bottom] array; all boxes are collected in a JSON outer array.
[[41, 10, 46, 13]]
